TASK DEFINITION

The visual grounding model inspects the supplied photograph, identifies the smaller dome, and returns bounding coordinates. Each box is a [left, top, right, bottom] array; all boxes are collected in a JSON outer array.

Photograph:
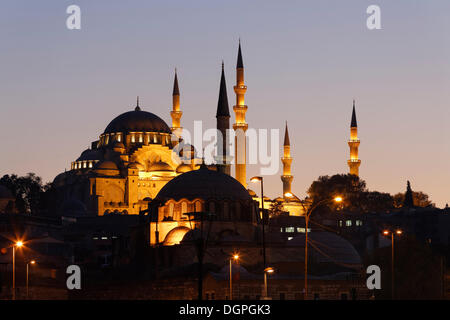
[[128, 162, 138, 169], [0, 185, 14, 199], [95, 161, 120, 176], [149, 161, 173, 172], [112, 141, 126, 153], [97, 161, 118, 170], [76, 149, 104, 161], [176, 163, 191, 174], [247, 189, 257, 197]]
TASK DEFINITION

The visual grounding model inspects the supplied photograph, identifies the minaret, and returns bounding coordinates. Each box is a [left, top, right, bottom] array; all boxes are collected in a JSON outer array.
[[347, 100, 361, 176], [170, 69, 182, 139], [233, 40, 248, 188], [216, 62, 231, 175], [281, 122, 293, 197]]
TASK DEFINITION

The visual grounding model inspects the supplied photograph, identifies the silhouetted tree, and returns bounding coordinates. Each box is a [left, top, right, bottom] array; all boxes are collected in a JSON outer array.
[[403, 180, 414, 208], [0, 173, 44, 214], [268, 200, 285, 218], [393, 189, 434, 208]]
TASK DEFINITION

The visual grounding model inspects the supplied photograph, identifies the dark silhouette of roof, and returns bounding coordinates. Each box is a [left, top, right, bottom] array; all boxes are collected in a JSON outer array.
[[237, 41, 244, 69], [284, 121, 290, 146], [155, 164, 251, 202], [76, 148, 104, 161], [216, 62, 230, 118], [173, 69, 179, 96], [104, 107, 171, 134], [351, 100, 357, 128]]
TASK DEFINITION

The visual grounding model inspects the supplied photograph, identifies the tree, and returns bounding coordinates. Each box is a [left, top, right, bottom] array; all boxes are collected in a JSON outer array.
[[393, 182, 434, 208], [403, 180, 414, 207], [307, 174, 395, 214], [268, 200, 285, 218], [0, 173, 44, 214], [307, 174, 367, 213]]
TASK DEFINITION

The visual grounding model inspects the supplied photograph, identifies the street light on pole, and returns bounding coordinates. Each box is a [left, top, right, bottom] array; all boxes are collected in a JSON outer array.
[[285, 193, 342, 300], [250, 176, 266, 269], [229, 254, 239, 300], [26, 260, 36, 299], [263, 267, 274, 300], [12, 240, 23, 300], [383, 229, 402, 300]]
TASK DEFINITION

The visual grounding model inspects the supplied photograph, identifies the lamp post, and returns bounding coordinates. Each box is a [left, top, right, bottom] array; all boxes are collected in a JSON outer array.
[[263, 267, 274, 299], [26, 260, 36, 299], [383, 229, 402, 299], [250, 176, 266, 269], [12, 241, 23, 300], [229, 254, 239, 300], [285, 193, 342, 300]]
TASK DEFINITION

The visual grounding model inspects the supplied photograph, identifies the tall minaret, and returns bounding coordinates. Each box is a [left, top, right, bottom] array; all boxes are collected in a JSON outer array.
[[347, 100, 361, 176], [170, 69, 182, 139], [216, 62, 231, 175], [233, 40, 248, 188], [281, 122, 293, 197]]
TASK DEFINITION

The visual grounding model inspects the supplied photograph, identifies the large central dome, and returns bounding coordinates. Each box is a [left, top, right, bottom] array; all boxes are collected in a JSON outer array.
[[104, 107, 171, 134]]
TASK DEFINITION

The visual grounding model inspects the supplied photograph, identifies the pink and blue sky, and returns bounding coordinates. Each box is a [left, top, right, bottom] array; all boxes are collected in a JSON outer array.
[[0, 1, 449, 206]]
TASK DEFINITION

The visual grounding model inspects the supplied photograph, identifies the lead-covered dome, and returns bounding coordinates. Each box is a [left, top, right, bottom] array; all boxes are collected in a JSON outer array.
[[104, 107, 171, 134], [155, 164, 252, 202]]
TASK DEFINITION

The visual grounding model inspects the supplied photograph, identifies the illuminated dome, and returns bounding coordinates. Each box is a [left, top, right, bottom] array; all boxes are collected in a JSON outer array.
[[95, 161, 120, 176], [156, 164, 252, 202], [104, 107, 171, 134], [176, 163, 191, 174], [149, 161, 173, 172]]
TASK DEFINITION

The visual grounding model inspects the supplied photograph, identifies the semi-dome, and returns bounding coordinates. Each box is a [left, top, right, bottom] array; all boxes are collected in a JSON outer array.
[[156, 164, 252, 202], [104, 107, 171, 134], [176, 163, 192, 174], [149, 161, 173, 172]]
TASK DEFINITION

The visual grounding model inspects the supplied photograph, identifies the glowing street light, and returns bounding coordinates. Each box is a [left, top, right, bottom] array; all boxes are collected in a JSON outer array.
[[27, 260, 36, 299], [229, 253, 240, 300], [12, 240, 24, 300], [285, 195, 343, 300], [382, 229, 403, 299], [263, 267, 275, 299]]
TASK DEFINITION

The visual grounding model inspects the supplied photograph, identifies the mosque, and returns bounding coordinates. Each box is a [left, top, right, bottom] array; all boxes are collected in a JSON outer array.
[[49, 42, 361, 247]]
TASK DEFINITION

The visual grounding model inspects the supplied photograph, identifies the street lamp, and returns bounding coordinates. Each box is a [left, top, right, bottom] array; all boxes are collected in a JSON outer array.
[[263, 267, 274, 300], [12, 240, 23, 300], [26, 260, 36, 299], [250, 176, 266, 269], [229, 254, 239, 300], [383, 229, 403, 299], [285, 193, 343, 300]]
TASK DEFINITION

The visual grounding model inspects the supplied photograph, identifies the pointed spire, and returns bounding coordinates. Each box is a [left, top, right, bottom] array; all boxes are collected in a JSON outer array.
[[135, 96, 141, 111], [216, 61, 230, 117], [173, 68, 180, 96], [350, 100, 357, 127], [284, 121, 290, 146], [237, 39, 244, 69]]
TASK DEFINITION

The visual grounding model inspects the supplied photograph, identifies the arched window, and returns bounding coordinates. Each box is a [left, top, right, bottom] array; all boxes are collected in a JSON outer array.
[[195, 201, 202, 212], [223, 202, 229, 220], [181, 202, 188, 215], [169, 202, 174, 219]]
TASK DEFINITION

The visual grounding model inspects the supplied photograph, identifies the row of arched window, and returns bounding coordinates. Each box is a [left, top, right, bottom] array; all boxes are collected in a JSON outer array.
[[99, 132, 172, 147], [71, 160, 99, 170]]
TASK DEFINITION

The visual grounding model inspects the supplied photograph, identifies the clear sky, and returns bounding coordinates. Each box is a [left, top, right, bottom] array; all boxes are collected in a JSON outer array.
[[0, 1, 449, 207]]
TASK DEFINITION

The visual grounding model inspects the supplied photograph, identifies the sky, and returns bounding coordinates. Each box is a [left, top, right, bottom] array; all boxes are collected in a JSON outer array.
[[0, 0, 449, 207]]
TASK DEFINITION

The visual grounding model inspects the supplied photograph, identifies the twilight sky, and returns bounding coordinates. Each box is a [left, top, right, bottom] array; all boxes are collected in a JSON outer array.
[[0, 0, 449, 207]]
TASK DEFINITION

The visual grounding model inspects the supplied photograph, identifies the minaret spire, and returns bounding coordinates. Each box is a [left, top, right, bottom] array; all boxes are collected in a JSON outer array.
[[135, 96, 141, 111], [216, 62, 231, 175], [281, 121, 293, 197], [170, 68, 183, 139], [348, 100, 361, 176], [233, 40, 248, 188]]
